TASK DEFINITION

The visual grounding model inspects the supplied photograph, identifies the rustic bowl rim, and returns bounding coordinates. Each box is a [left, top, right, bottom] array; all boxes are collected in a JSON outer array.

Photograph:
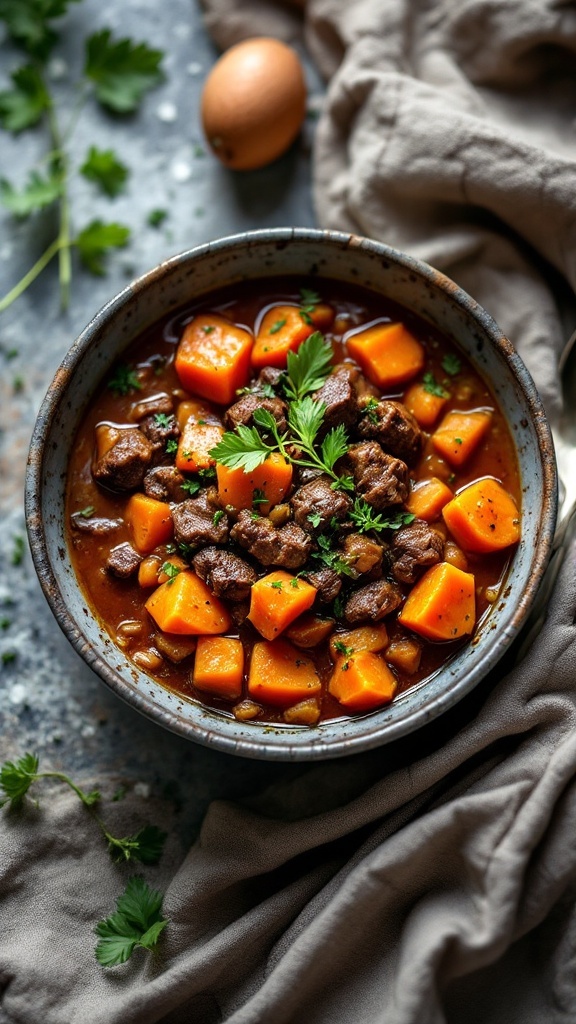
[[25, 227, 558, 760]]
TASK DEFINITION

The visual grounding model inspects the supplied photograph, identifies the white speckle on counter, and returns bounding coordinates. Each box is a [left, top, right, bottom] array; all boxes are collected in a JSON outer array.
[[186, 61, 203, 76], [134, 782, 151, 798], [9, 683, 26, 706], [0, 244, 13, 262], [157, 101, 178, 123], [47, 57, 68, 80], [171, 158, 192, 182], [81, 724, 96, 739], [174, 23, 191, 39]]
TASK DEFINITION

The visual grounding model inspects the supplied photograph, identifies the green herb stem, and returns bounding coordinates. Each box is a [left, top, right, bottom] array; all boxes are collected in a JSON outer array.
[[0, 235, 65, 312], [35, 769, 98, 807]]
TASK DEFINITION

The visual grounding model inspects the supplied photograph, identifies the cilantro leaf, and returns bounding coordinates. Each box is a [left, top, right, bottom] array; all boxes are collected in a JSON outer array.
[[0, 752, 39, 808], [0, 65, 50, 132], [80, 146, 129, 198], [95, 876, 168, 967], [441, 353, 462, 377], [1, 170, 61, 218], [0, 0, 82, 60], [85, 30, 164, 114], [75, 219, 130, 275], [284, 331, 333, 401]]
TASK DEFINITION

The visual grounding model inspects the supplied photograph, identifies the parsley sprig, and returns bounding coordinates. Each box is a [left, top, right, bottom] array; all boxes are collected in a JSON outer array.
[[94, 875, 168, 968], [0, 752, 167, 864], [0, 2, 164, 311], [282, 331, 333, 401], [349, 497, 415, 534]]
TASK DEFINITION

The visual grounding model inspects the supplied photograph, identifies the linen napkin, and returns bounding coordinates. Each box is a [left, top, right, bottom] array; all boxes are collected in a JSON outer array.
[[2, 1, 576, 1022]]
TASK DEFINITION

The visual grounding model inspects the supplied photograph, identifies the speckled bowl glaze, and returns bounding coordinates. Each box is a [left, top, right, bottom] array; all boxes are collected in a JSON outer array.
[[25, 229, 557, 761]]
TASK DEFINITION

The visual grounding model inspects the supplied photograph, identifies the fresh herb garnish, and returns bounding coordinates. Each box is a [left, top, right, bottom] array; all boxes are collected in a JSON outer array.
[[181, 478, 201, 497], [283, 331, 333, 402], [349, 498, 415, 533], [212, 510, 225, 526], [201, 325, 215, 334], [269, 318, 286, 335], [422, 372, 449, 398], [153, 413, 171, 428], [307, 511, 322, 529], [0, 9, 163, 312], [165, 439, 178, 454], [362, 396, 380, 424], [312, 535, 356, 577], [94, 875, 168, 968], [333, 640, 354, 657], [77, 505, 95, 517], [441, 353, 462, 376], [252, 488, 268, 506], [270, 581, 283, 590], [160, 561, 181, 582], [455, 437, 463, 445], [108, 364, 141, 396], [0, 752, 167, 864], [299, 287, 321, 325]]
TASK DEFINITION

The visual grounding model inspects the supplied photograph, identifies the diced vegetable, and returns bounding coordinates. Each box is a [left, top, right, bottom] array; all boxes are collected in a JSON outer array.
[[309, 303, 334, 331], [248, 570, 317, 640], [154, 633, 197, 663], [175, 314, 253, 404], [138, 555, 162, 588], [442, 477, 521, 553], [328, 624, 388, 661], [126, 493, 173, 554], [443, 540, 469, 572], [233, 699, 262, 721], [193, 636, 244, 700], [398, 562, 476, 641], [283, 697, 321, 725], [385, 637, 422, 675], [431, 409, 492, 467], [346, 322, 425, 389], [176, 417, 224, 473], [248, 639, 321, 706], [403, 381, 448, 428], [216, 453, 293, 514], [251, 304, 313, 369], [145, 570, 231, 634], [175, 398, 215, 432], [285, 614, 335, 648], [328, 650, 397, 711], [406, 477, 454, 522]]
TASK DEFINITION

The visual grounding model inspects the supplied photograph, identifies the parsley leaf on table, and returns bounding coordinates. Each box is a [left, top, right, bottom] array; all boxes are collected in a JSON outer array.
[[94, 876, 169, 967], [76, 220, 130, 275], [85, 29, 164, 114], [0, 64, 50, 132], [0, 0, 82, 60], [80, 146, 129, 198], [0, 170, 62, 217]]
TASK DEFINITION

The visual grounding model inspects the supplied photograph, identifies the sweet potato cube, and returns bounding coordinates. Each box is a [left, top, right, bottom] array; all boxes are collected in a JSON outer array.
[[431, 410, 492, 467], [126, 493, 173, 554], [285, 614, 335, 648], [283, 698, 321, 725], [442, 477, 521, 553], [328, 650, 397, 712], [346, 321, 425, 389], [403, 382, 448, 428], [216, 453, 293, 514], [329, 624, 388, 661], [193, 636, 244, 700], [176, 417, 224, 473], [247, 571, 317, 640], [406, 477, 454, 522], [385, 637, 422, 675], [248, 639, 321, 707], [399, 562, 476, 641], [251, 304, 313, 369], [175, 314, 253, 405], [145, 570, 231, 635]]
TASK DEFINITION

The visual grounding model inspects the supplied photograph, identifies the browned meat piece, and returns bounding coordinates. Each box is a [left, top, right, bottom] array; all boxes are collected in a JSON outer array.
[[314, 366, 359, 435], [223, 394, 288, 433], [172, 491, 229, 549], [131, 393, 174, 421], [257, 366, 284, 390], [391, 520, 444, 584], [304, 566, 342, 603], [230, 601, 250, 626], [231, 510, 311, 568], [291, 475, 353, 534], [358, 399, 422, 465], [143, 466, 189, 503], [295, 466, 324, 487], [139, 412, 180, 448], [106, 542, 142, 579], [193, 546, 258, 601], [341, 533, 384, 574], [92, 429, 154, 491], [70, 513, 122, 535], [346, 441, 409, 510], [344, 579, 402, 624]]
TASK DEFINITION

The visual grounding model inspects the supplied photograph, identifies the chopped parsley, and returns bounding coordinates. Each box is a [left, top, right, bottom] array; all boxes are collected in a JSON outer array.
[[201, 325, 215, 334], [269, 318, 287, 335], [362, 396, 380, 424], [422, 372, 449, 398], [165, 439, 178, 454], [270, 581, 283, 590], [108, 364, 141, 396], [441, 353, 462, 376], [212, 510, 225, 526], [160, 561, 181, 583], [307, 511, 322, 529], [181, 478, 201, 497], [349, 497, 415, 534], [153, 413, 171, 428], [77, 505, 95, 518]]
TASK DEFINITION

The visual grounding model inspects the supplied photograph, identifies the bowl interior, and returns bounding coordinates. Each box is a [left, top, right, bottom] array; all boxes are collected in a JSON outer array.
[[25, 229, 557, 760]]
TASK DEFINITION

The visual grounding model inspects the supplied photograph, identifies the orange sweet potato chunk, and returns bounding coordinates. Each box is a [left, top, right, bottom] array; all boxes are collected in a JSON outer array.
[[403, 382, 448, 428], [346, 322, 425, 389], [251, 304, 313, 369], [406, 477, 454, 522], [442, 477, 521, 553], [175, 314, 253, 405], [431, 409, 492, 467], [193, 636, 244, 700], [248, 639, 321, 707], [176, 417, 224, 473], [248, 571, 317, 640], [145, 571, 231, 635], [216, 453, 293, 514], [328, 650, 397, 712], [398, 562, 476, 641], [125, 493, 173, 554]]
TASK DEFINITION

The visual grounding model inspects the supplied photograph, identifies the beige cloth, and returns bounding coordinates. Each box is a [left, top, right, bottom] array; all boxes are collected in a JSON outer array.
[[3, 2, 576, 1022]]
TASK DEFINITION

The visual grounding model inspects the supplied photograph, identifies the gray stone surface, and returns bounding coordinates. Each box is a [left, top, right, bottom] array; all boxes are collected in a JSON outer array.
[[0, 0, 320, 833]]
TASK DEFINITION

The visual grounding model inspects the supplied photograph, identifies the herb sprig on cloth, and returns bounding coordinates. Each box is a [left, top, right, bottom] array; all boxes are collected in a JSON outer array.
[[95, 875, 169, 968]]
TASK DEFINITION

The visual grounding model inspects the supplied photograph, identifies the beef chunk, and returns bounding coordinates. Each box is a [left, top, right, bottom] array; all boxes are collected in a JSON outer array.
[[257, 366, 284, 390], [346, 442, 409, 510], [305, 567, 342, 604], [231, 510, 311, 569], [314, 366, 359, 435], [70, 513, 123, 535], [344, 579, 402, 624], [358, 399, 422, 465], [193, 546, 257, 601], [291, 475, 353, 534], [143, 466, 188, 503], [341, 533, 384, 575], [391, 520, 444, 584], [139, 412, 180, 448], [172, 491, 229, 549], [131, 392, 174, 421], [106, 542, 142, 579], [223, 394, 288, 433], [92, 429, 154, 491]]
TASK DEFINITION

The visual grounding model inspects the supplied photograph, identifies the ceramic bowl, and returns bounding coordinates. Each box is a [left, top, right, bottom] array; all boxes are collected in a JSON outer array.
[[25, 229, 557, 760]]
